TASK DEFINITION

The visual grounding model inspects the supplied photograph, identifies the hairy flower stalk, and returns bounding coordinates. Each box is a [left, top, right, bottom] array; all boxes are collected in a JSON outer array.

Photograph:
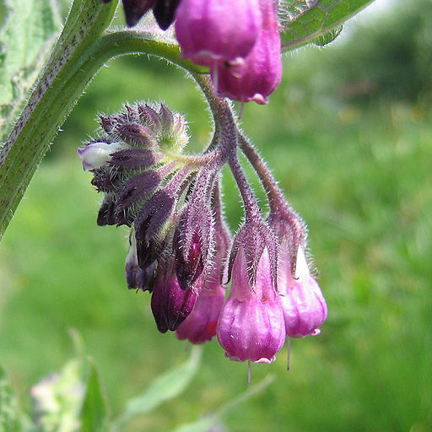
[[79, 76, 326, 367]]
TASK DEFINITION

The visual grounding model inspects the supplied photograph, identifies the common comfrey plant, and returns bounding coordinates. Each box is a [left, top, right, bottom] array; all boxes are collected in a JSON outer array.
[[0, 0, 375, 373], [78, 72, 327, 366]]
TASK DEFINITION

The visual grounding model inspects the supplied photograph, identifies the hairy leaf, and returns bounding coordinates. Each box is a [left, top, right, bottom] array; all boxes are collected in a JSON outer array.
[[0, 0, 61, 141], [279, 0, 375, 51]]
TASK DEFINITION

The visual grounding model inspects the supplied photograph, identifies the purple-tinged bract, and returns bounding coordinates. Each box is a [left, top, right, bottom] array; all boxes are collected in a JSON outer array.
[[175, 0, 262, 66]]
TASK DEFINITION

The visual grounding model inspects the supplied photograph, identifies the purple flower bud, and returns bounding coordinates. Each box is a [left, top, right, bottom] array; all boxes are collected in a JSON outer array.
[[114, 123, 157, 148], [109, 148, 160, 170], [176, 221, 229, 344], [175, 0, 262, 66], [211, 0, 282, 104], [77, 142, 124, 170], [135, 189, 176, 244], [121, 0, 157, 27], [114, 170, 163, 225], [153, 0, 181, 30], [125, 236, 156, 291], [173, 201, 213, 290], [217, 247, 285, 363], [97, 194, 117, 226], [151, 261, 200, 332], [279, 247, 327, 338]]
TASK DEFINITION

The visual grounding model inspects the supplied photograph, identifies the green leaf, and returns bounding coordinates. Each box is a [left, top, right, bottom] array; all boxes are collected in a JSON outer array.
[[114, 346, 202, 430], [0, 0, 61, 140], [0, 365, 22, 432], [312, 25, 344, 46], [172, 375, 275, 432], [280, 0, 375, 51], [79, 361, 109, 432]]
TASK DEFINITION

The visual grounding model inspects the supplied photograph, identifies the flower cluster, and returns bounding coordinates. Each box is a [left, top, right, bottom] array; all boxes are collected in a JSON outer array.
[[78, 101, 327, 366], [102, 0, 282, 104]]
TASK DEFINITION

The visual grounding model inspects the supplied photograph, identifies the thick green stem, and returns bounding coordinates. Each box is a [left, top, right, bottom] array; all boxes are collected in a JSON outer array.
[[0, 3, 206, 240]]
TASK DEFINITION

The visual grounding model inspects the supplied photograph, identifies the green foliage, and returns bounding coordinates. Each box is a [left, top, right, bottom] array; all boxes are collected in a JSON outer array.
[[113, 347, 202, 430], [0, 1, 431, 432], [318, 0, 432, 105], [80, 362, 109, 432], [280, 0, 374, 51], [0, 366, 24, 432], [172, 375, 275, 432], [0, 0, 61, 140]]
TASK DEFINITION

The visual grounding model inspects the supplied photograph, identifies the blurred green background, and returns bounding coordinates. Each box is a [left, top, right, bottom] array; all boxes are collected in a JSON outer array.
[[1, 0, 432, 430]]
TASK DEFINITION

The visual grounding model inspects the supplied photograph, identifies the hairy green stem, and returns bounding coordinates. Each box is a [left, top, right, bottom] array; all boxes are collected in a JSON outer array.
[[0, 3, 206, 240]]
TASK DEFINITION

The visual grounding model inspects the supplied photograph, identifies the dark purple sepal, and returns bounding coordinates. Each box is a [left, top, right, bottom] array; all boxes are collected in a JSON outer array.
[[151, 262, 200, 333], [109, 148, 159, 170], [136, 237, 165, 270], [135, 190, 176, 244], [114, 123, 156, 147], [138, 104, 162, 133], [91, 167, 120, 193], [152, 0, 181, 30], [125, 241, 157, 291], [97, 194, 116, 226], [114, 170, 162, 221], [158, 103, 175, 131], [99, 116, 116, 133]]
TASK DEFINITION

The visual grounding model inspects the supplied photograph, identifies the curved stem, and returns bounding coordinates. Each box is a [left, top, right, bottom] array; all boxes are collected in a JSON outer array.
[[0, 14, 207, 239], [239, 134, 287, 214]]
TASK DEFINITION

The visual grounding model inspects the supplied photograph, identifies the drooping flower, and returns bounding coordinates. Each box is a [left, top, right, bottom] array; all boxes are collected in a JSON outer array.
[[150, 259, 200, 332], [176, 212, 230, 344], [175, 0, 262, 66], [173, 193, 214, 290], [176, 280, 225, 344], [278, 247, 327, 338], [217, 239, 285, 363], [211, 0, 282, 104]]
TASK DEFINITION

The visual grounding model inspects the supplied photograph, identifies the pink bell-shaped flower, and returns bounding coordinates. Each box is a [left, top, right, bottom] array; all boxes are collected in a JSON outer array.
[[175, 0, 262, 66], [217, 247, 285, 363], [278, 246, 328, 338], [211, 0, 282, 104]]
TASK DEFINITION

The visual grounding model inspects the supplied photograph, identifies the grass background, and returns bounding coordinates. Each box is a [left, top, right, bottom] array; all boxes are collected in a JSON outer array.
[[1, 1, 432, 431]]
